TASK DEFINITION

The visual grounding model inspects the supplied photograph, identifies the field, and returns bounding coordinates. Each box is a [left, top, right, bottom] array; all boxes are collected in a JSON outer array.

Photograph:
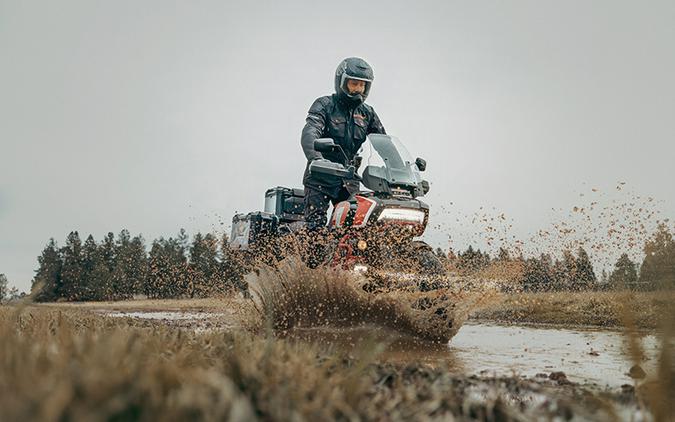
[[473, 290, 675, 329], [2, 265, 675, 421], [43, 289, 675, 330]]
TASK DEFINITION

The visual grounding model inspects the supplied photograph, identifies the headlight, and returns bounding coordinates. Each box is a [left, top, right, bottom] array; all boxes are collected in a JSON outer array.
[[377, 208, 425, 224]]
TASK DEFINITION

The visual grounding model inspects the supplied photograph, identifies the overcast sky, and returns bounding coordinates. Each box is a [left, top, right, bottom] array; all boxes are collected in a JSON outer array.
[[1, 0, 674, 292]]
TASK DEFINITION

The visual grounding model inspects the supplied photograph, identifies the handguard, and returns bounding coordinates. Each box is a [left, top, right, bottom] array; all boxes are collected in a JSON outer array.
[[309, 159, 355, 179]]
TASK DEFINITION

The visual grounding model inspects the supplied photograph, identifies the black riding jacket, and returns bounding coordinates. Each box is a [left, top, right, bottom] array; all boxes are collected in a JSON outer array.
[[301, 94, 386, 194]]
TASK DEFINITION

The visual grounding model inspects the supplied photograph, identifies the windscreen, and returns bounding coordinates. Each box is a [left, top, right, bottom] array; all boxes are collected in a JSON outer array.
[[358, 134, 423, 192]]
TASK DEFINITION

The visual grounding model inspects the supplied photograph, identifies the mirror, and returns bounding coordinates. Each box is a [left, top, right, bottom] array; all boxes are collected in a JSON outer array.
[[415, 157, 427, 172], [421, 180, 430, 194]]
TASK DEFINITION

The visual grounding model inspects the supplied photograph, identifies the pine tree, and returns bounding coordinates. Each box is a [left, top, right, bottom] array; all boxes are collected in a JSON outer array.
[[81, 235, 99, 300], [187, 233, 205, 297], [522, 254, 553, 291], [609, 253, 638, 289], [100, 232, 116, 273], [457, 245, 481, 274], [147, 236, 188, 299], [32, 239, 62, 302], [0, 273, 8, 302], [574, 247, 596, 290], [177, 228, 189, 254], [82, 235, 115, 301], [60, 231, 84, 301], [188, 233, 220, 297], [147, 240, 165, 298], [221, 233, 247, 292], [111, 229, 134, 299], [86, 235, 113, 301], [538, 253, 554, 290], [639, 223, 675, 289], [127, 235, 148, 297], [174, 230, 190, 296], [553, 250, 577, 290]]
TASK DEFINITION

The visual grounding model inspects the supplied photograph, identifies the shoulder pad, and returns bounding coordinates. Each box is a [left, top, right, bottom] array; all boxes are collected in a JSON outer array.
[[308, 96, 333, 113], [360, 102, 375, 115]]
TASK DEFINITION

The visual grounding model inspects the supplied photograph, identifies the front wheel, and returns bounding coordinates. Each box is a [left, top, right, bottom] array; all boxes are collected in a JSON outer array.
[[412, 241, 446, 276]]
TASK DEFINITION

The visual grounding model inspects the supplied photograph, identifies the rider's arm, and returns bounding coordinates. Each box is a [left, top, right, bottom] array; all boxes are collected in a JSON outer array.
[[301, 98, 328, 161], [368, 109, 386, 135]]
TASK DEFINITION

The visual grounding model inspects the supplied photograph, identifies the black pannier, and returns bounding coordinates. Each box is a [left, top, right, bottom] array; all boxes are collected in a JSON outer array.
[[230, 186, 306, 250], [264, 186, 305, 223]]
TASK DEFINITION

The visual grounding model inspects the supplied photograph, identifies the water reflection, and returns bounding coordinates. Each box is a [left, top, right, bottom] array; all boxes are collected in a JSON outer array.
[[287, 322, 660, 388]]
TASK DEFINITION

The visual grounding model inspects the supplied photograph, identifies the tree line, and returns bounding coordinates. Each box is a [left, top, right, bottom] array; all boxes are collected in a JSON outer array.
[[31, 229, 243, 302], [27, 223, 675, 301], [1, 273, 20, 303], [437, 223, 675, 291]]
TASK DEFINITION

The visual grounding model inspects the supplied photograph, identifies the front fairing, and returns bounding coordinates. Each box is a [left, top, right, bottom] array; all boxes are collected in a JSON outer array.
[[357, 134, 425, 197]]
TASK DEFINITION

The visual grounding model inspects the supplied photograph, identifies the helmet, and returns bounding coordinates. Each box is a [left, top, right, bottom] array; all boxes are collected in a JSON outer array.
[[334, 57, 374, 106]]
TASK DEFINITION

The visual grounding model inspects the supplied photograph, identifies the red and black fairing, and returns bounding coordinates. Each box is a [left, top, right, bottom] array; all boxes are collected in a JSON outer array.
[[327, 193, 430, 270]]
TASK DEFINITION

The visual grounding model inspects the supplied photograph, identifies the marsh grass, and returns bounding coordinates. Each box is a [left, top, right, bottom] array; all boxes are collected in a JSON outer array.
[[615, 293, 675, 422], [1, 305, 647, 422], [4, 262, 673, 421], [0, 305, 393, 421], [471, 290, 674, 328], [39, 297, 237, 312]]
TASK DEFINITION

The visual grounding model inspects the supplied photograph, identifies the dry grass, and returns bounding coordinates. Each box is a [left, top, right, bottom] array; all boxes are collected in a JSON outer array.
[[471, 290, 674, 329], [4, 262, 674, 421], [39, 297, 237, 312], [0, 305, 652, 422]]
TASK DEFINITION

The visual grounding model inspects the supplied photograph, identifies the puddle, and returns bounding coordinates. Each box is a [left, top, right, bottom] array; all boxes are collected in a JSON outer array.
[[101, 310, 234, 332], [451, 322, 659, 387], [104, 311, 216, 320], [290, 322, 660, 388], [101, 310, 661, 389]]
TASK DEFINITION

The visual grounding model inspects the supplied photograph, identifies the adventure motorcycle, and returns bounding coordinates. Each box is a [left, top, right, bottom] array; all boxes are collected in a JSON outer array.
[[230, 134, 445, 284]]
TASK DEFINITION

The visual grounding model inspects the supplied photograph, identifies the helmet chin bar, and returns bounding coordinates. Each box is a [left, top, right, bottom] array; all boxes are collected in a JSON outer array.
[[339, 91, 365, 106], [341, 88, 364, 101]]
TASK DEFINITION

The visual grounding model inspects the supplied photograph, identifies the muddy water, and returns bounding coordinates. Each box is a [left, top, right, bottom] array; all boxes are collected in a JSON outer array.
[[290, 321, 660, 388], [449, 322, 659, 388], [106, 310, 660, 388], [105, 311, 215, 320]]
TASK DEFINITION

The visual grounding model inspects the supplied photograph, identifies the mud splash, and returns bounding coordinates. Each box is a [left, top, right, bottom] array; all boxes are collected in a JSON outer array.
[[245, 258, 497, 343]]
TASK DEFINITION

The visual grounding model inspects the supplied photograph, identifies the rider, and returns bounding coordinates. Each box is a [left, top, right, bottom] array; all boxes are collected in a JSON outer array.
[[300, 57, 386, 233]]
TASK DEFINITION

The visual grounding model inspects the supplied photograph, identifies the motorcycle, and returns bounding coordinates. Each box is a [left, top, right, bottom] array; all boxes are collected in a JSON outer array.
[[230, 134, 445, 286]]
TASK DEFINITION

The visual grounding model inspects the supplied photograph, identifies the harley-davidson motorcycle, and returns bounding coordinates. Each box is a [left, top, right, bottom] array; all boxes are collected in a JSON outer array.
[[230, 134, 445, 281]]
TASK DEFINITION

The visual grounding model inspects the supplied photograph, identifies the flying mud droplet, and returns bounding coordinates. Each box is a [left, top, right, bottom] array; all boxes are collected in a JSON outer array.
[[243, 257, 497, 343]]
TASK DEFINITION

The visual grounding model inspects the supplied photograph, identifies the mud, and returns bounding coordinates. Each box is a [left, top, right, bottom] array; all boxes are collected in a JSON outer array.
[[103, 310, 234, 331], [87, 297, 675, 420], [244, 259, 498, 343], [106, 308, 659, 389]]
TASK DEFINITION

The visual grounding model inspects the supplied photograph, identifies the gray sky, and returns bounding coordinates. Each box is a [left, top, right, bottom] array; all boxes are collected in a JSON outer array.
[[1, 0, 674, 292]]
